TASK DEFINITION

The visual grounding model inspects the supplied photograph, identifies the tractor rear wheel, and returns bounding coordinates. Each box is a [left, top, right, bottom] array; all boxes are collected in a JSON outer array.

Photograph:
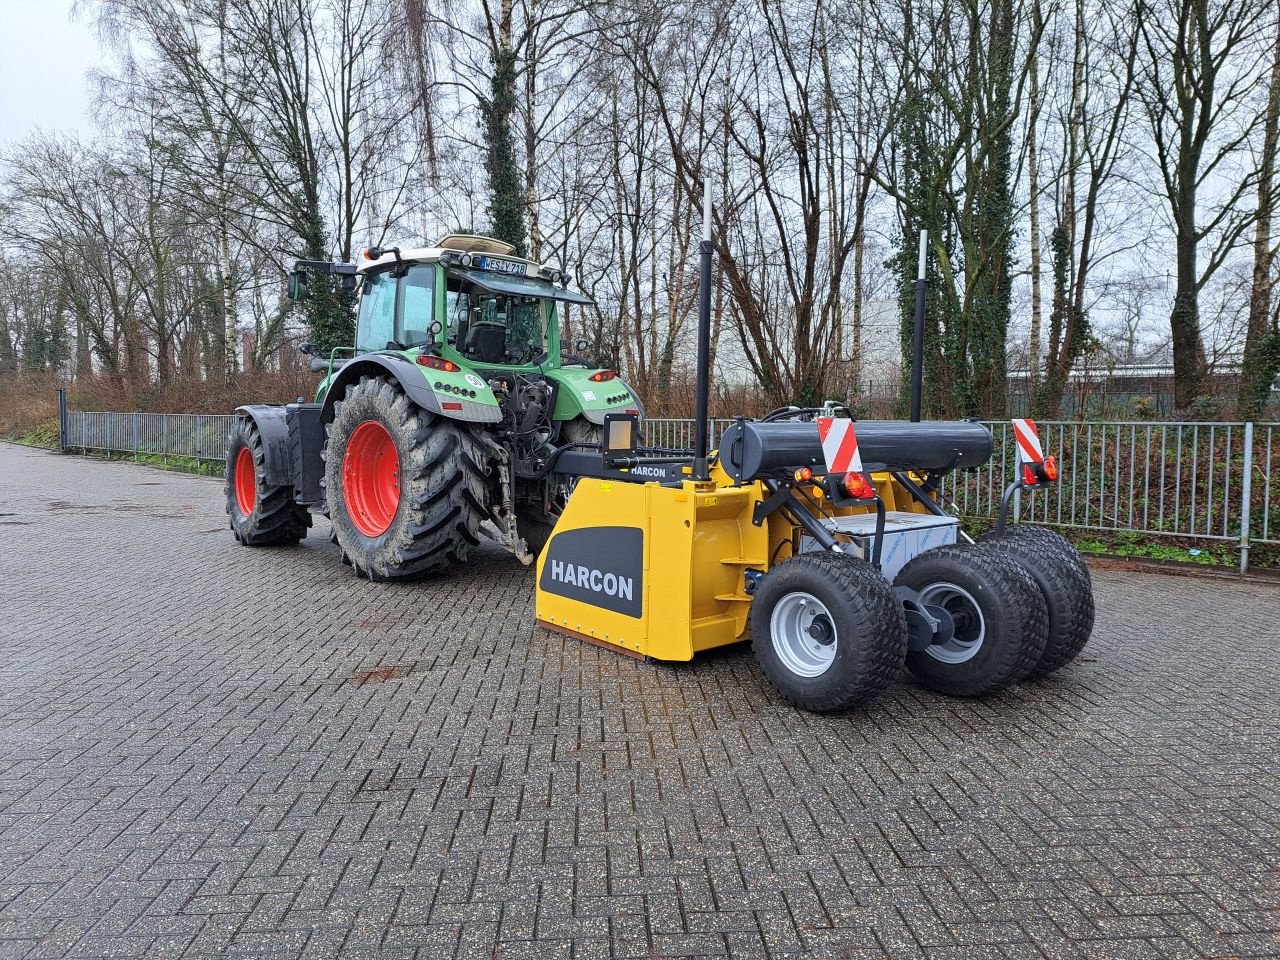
[[975, 532, 1095, 679], [893, 544, 1049, 697], [751, 552, 907, 712], [224, 416, 311, 546], [324, 375, 489, 580]]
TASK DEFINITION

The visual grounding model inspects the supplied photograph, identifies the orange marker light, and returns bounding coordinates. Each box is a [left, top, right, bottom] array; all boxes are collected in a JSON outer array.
[[793, 466, 813, 483], [843, 472, 874, 500], [1042, 455, 1059, 482]]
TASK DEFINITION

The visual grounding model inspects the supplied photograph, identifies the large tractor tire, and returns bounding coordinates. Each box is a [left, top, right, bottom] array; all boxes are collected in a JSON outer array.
[[225, 416, 311, 546], [324, 375, 489, 580], [893, 543, 1049, 697], [750, 552, 907, 713], [975, 530, 1095, 679], [518, 417, 603, 556]]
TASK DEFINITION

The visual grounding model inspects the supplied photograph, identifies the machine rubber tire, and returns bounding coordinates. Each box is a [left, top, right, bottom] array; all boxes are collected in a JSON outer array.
[[324, 375, 489, 580], [750, 552, 907, 713], [225, 416, 310, 546], [518, 418, 603, 557], [980, 524, 1090, 583], [973, 535, 1095, 679], [893, 543, 1049, 697]]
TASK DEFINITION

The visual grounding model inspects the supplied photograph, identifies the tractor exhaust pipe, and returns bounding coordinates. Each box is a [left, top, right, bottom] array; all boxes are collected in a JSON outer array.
[[910, 230, 927, 423], [693, 179, 713, 481]]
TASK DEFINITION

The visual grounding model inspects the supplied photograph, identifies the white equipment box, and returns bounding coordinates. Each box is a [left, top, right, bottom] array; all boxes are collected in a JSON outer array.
[[800, 510, 959, 582]]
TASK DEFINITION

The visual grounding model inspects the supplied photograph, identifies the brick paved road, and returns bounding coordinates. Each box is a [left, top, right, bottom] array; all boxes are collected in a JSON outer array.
[[0, 442, 1277, 960]]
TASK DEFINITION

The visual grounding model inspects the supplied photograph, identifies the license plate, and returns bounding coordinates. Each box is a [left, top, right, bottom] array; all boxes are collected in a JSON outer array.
[[476, 255, 525, 276]]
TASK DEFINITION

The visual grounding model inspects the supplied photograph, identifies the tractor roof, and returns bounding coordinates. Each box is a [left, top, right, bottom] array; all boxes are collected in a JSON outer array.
[[358, 234, 538, 276]]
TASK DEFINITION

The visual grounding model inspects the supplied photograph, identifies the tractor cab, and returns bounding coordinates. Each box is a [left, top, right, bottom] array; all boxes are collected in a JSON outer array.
[[351, 235, 593, 372]]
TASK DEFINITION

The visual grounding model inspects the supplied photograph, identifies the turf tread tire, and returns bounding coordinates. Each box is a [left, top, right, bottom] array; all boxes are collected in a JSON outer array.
[[980, 524, 1090, 583], [894, 544, 1049, 697], [323, 375, 489, 580], [751, 552, 907, 713], [225, 416, 310, 546], [975, 534, 1094, 678]]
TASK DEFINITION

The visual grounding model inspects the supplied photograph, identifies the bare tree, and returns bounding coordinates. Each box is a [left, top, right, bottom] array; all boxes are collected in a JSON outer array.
[[1135, 0, 1271, 410], [1239, 12, 1280, 417], [1034, 0, 1141, 416]]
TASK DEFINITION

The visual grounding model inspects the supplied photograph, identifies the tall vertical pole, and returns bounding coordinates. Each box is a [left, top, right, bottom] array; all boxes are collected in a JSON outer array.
[[909, 230, 928, 422], [693, 179, 714, 481], [1239, 421, 1253, 574], [57, 387, 68, 452]]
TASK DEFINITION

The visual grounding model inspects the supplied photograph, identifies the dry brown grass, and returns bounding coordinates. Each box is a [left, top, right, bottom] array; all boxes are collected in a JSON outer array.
[[0, 369, 318, 439]]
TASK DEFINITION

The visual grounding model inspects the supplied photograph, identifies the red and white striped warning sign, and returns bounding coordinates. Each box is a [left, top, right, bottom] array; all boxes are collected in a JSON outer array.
[[1011, 418, 1044, 464], [817, 417, 863, 474]]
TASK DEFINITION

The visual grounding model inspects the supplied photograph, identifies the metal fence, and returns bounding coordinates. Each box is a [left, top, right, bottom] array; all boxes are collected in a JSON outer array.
[[56, 399, 1279, 572], [63, 409, 235, 465], [642, 417, 1280, 572]]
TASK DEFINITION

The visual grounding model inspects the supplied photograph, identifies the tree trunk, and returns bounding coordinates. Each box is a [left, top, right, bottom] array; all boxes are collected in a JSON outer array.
[[1026, 20, 1043, 393], [524, 30, 541, 262], [481, 0, 527, 256], [1240, 17, 1280, 419], [1171, 229, 1206, 410], [221, 220, 237, 384]]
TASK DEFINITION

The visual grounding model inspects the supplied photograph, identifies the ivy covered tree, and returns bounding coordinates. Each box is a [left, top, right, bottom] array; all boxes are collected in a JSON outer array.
[[479, 35, 529, 257]]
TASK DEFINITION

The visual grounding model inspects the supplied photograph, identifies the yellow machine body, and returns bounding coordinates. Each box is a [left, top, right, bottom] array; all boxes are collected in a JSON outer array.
[[534, 465, 931, 661]]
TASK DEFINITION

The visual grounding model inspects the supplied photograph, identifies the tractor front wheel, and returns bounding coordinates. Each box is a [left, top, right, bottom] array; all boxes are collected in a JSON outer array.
[[751, 552, 907, 712], [224, 416, 311, 546], [324, 375, 489, 580]]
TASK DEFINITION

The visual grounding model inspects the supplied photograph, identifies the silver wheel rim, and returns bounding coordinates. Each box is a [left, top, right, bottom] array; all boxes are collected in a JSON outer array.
[[770, 591, 837, 678], [920, 581, 985, 664]]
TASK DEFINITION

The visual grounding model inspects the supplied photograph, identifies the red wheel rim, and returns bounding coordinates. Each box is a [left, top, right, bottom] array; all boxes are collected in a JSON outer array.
[[342, 420, 400, 537], [234, 446, 257, 516]]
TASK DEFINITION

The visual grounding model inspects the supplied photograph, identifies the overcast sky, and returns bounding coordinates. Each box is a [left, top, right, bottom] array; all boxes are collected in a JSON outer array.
[[0, 0, 99, 148]]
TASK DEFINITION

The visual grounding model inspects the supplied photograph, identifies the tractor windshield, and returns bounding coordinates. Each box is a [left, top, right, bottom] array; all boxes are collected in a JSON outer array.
[[446, 278, 549, 365]]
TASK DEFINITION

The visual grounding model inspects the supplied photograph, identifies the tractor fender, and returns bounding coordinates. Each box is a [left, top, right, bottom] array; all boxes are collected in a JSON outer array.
[[577, 393, 646, 426], [234, 404, 293, 488], [319, 354, 502, 425]]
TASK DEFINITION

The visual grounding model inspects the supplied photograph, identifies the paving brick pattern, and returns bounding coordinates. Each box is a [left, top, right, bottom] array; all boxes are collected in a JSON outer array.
[[0, 443, 1277, 959]]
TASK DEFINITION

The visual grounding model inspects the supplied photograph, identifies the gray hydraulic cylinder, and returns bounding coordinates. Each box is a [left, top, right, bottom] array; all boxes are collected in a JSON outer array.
[[718, 419, 993, 482]]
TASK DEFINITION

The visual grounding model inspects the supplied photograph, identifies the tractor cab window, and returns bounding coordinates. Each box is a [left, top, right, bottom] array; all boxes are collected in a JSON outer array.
[[445, 276, 547, 365], [357, 269, 396, 352], [357, 265, 437, 352], [397, 265, 435, 348]]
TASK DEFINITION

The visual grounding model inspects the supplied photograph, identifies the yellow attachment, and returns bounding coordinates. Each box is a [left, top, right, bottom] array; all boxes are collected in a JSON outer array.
[[535, 478, 769, 660], [535, 463, 940, 661]]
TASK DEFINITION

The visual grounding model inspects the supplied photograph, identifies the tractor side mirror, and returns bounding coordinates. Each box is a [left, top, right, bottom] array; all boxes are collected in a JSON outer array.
[[287, 269, 308, 301], [339, 273, 358, 291], [298, 342, 320, 357]]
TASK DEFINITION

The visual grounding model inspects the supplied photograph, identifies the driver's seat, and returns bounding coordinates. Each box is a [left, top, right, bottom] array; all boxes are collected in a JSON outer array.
[[466, 323, 507, 364]]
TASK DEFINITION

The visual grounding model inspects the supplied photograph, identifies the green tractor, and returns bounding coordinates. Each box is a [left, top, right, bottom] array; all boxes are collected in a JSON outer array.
[[224, 235, 643, 578]]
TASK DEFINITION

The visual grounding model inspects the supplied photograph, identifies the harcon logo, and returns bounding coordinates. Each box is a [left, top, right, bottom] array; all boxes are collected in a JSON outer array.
[[548, 560, 634, 601], [538, 526, 644, 618], [627, 465, 670, 479]]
